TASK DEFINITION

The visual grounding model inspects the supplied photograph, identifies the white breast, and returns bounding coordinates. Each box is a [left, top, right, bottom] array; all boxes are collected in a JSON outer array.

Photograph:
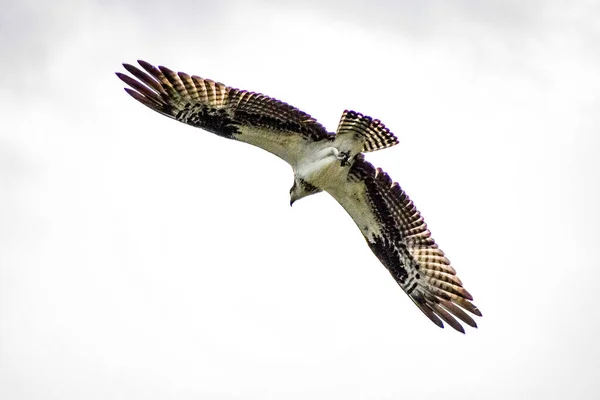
[[295, 146, 383, 239], [295, 146, 343, 188]]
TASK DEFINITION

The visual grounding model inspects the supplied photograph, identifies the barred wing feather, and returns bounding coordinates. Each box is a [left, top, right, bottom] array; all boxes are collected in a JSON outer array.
[[116, 60, 333, 166], [328, 155, 482, 333]]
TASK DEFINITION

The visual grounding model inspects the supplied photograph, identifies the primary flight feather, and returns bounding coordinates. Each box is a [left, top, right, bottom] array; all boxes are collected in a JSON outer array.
[[116, 61, 482, 333]]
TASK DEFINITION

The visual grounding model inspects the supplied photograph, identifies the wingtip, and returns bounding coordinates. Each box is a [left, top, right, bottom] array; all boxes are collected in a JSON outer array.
[[137, 60, 157, 74], [122, 62, 138, 74], [158, 64, 176, 75], [437, 321, 466, 334]]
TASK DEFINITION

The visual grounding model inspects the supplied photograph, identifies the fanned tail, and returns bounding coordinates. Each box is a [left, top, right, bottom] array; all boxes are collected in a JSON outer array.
[[336, 110, 399, 153]]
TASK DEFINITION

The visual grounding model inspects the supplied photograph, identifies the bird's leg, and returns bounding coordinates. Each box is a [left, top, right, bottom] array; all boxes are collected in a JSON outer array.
[[331, 147, 351, 166]]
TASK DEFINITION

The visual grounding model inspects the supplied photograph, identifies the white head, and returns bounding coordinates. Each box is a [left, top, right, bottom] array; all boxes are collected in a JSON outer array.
[[289, 178, 321, 206]]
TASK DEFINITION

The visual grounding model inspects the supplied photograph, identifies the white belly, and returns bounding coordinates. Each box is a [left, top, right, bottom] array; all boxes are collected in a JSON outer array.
[[296, 146, 345, 190], [296, 147, 383, 240]]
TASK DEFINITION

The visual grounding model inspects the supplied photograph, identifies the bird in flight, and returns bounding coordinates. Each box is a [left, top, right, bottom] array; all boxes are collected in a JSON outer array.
[[116, 61, 482, 333]]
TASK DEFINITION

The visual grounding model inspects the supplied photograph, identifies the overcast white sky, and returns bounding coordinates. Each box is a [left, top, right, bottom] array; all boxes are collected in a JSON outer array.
[[1, 0, 599, 399]]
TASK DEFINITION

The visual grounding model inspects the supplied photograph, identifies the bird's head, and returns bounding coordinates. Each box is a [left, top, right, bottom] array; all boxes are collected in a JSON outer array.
[[289, 181, 303, 206], [289, 178, 322, 206]]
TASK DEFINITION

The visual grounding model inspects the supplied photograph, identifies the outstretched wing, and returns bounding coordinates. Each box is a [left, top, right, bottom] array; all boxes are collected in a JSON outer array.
[[327, 155, 482, 333], [116, 60, 333, 166]]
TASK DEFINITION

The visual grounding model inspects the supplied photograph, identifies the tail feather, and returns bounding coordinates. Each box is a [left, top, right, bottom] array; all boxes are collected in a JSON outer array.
[[336, 110, 399, 153]]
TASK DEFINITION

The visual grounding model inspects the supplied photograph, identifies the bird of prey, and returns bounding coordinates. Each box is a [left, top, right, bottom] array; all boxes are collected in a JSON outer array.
[[116, 61, 482, 333]]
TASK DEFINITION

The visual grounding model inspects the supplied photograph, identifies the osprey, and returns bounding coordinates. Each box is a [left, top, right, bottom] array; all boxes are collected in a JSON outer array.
[[116, 61, 482, 333]]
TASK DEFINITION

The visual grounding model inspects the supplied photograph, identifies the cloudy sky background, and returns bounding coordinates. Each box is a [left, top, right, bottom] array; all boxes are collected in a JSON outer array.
[[2, 0, 599, 398]]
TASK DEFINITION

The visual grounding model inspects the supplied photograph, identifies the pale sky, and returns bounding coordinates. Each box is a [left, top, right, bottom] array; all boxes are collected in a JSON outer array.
[[1, 1, 599, 399]]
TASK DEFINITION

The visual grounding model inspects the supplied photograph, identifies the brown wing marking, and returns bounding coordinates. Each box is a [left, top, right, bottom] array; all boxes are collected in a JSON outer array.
[[116, 60, 332, 142], [348, 155, 481, 332]]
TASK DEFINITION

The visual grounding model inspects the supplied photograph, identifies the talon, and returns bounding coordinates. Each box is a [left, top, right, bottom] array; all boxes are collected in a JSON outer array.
[[332, 148, 350, 166], [339, 151, 350, 166]]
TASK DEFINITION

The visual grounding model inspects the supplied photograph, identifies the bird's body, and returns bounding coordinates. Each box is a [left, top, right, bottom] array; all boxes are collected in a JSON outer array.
[[295, 146, 342, 193], [117, 61, 482, 333]]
